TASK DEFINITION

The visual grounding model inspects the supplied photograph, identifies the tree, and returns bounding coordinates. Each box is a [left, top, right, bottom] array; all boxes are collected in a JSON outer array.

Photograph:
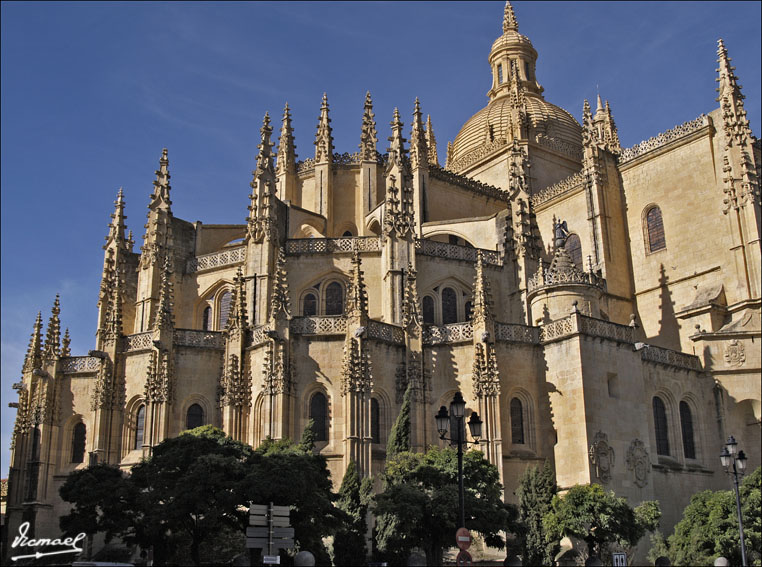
[[333, 460, 373, 565], [543, 484, 660, 561], [516, 460, 557, 565], [375, 446, 510, 566], [667, 466, 761, 566], [386, 383, 411, 459]]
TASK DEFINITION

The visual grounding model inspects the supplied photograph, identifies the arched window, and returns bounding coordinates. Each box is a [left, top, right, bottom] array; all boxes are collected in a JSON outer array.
[[71, 423, 86, 463], [423, 296, 435, 324], [564, 234, 583, 270], [135, 405, 145, 450], [342, 231, 353, 237], [325, 282, 344, 315], [653, 396, 670, 455], [218, 290, 232, 329], [371, 398, 380, 444], [497, 64, 504, 84], [510, 398, 525, 444], [646, 206, 666, 252], [202, 306, 211, 331], [303, 293, 318, 316], [679, 401, 696, 459], [186, 404, 204, 430], [442, 287, 457, 324], [310, 392, 328, 442]]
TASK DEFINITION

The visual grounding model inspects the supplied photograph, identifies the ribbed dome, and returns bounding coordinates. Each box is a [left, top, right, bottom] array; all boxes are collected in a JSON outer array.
[[450, 94, 582, 171]]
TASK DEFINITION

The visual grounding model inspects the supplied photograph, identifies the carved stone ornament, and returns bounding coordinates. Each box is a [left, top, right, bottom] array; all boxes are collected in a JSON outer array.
[[626, 438, 650, 488], [589, 430, 615, 483], [723, 339, 746, 367]]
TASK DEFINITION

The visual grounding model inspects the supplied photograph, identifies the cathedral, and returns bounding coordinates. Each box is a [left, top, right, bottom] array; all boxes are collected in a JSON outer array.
[[6, 0, 761, 554]]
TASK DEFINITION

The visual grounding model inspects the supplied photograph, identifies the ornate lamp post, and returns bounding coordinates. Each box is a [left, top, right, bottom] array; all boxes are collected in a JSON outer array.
[[720, 435, 748, 567], [435, 392, 483, 529]]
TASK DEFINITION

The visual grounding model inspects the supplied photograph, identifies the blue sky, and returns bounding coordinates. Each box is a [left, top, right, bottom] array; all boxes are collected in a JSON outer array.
[[1, 1, 760, 476]]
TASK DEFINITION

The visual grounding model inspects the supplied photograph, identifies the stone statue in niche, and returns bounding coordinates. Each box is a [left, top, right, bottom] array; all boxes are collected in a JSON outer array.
[[626, 438, 650, 488], [589, 430, 615, 483]]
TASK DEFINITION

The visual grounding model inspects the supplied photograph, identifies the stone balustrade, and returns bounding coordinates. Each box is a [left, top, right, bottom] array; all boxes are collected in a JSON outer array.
[[415, 239, 502, 266], [174, 329, 224, 349], [290, 316, 348, 335], [123, 332, 154, 352], [424, 322, 474, 345], [60, 356, 101, 374], [640, 345, 703, 371], [619, 114, 710, 163], [366, 320, 405, 344], [186, 245, 246, 274], [286, 237, 381, 255], [495, 323, 539, 344]]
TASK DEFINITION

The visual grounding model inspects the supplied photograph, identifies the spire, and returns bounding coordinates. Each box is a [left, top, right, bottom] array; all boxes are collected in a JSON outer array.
[[409, 98, 428, 170], [446, 141, 454, 169], [315, 93, 334, 163], [61, 328, 71, 357], [43, 294, 62, 359], [471, 252, 494, 325], [425, 115, 439, 166], [596, 93, 604, 114], [345, 251, 369, 317], [256, 112, 276, 173], [502, 1, 518, 32], [104, 187, 128, 251], [102, 271, 123, 343], [275, 103, 296, 177], [716, 39, 752, 147], [227, 267, 249, 333], [401, 263, 421, 331], [387, 107, 407, 166], [153, 257, 174, 331], [150, 148, 172, 212], [23, 312, 43, 372], [359, 91, 378, 161], [603, 101, 621, 153], [582, 99, 594, 146], [269, 248, 291, 322]]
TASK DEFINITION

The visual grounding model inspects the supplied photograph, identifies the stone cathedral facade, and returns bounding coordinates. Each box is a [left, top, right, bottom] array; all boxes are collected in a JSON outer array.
[[6, 1, 761, 550]]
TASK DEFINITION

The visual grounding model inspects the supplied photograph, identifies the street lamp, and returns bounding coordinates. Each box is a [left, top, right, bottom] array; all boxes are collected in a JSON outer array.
[[720, 435, 749, 567], [435, 392, 483, 529]]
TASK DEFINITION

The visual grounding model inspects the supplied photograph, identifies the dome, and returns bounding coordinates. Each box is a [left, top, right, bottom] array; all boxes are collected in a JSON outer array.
[[450, 94, 583, 172]]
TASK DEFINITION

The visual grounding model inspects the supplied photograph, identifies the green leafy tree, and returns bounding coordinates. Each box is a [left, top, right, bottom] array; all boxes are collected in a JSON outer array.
[[333, 460, 373, 565], [516, 460, 557, 565], [647, 530, 670, 566], [667, 466, 761, 566], [386, 383, 411, 459], [375, 446, 510, 566], [543, 484, 660, 561]]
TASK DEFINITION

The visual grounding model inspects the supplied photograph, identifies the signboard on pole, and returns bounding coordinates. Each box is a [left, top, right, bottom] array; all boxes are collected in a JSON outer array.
[[455, 528, 471, 551], [612, 552, 627, 566]]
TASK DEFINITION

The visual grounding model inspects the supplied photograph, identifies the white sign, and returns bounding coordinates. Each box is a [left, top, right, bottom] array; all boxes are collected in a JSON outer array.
[[263, 555, 281, 565], [10, 522, 86, 562], [612, 552, 627, 566]]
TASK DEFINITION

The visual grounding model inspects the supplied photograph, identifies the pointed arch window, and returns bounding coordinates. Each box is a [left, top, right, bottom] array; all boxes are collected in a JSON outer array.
[[510, 398, 525, 444], [302, 293, 318, 316], [71, 423, 86, 463], [325, 282, 344, 316], [310, 392, 328, 442], [646, 206, 666, 252], [653, 396, 670, 455], [679, 401, 696, 459], [423, 296, 435, 324], [564, 234, 583, 270], [186, 404, 204, 430], [371, 398, 380, 444], [134, 405, 145, 450], [218, 291, 232, 329], [202, 306, 211, 331], [442, 287, 457, 324]]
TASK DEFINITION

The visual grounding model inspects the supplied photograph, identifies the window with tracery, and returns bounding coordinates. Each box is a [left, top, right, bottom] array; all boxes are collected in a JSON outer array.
[[218, 291, 232, 329], [310, 392, 328, 442], [423, 296, 435, 324], [71, 423, 86, 463], [442, 287, 457, 324], [325, 282, 344, 315], [680, 401, 695, 459], [135, 405, 145, 450], [202, 306, 211, 331], [646, 206, 666, 252], [510, 398, 525, 444], [653, 396, 670, 455], [186, 404, 204, 430], [371, 398, 380, 444], [303, 293, 318, 316]]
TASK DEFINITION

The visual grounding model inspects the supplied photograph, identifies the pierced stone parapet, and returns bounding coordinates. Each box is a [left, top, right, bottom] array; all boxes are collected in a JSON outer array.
[[429, 163, 510, 202], [527, 262, 604, 292], [539, 316, 576, 342], [495, 323, 539, 343], [174, 329, 224, 349], [124, 332, 154, 352], [290, 316, 348, 335], [367, 320, 405, 345], [415, 239, 502, 266], [530, 171, 586, 208], [535, 135, 583, 161], [424, 322, 474, 345], [619, 114, 711, 164], [61, 356, 101, 374], [296, 152, 386, 175], [447, 138, 509, 174], [186, 245, 246, 274], [286, 237, 381, 255], [640, 345, 703, 371], [578, 316, 633, 343]]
